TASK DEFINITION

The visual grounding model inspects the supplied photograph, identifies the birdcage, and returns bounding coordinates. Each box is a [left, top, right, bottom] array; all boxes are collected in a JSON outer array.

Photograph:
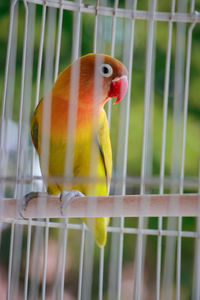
[[0, 0, 200, 299]]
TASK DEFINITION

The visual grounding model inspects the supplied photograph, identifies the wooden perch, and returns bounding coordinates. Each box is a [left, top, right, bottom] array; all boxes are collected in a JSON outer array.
[[0, 193, 199, 219]]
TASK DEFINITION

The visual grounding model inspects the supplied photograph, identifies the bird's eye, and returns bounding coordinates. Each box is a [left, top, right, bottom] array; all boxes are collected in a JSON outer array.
[[99, 64, 113, 77]]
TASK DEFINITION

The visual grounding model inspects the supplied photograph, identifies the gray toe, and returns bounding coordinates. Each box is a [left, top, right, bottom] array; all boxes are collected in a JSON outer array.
[[60, 190, 85, 216]]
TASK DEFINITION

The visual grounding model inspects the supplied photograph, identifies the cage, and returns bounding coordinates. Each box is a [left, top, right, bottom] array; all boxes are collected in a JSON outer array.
[[0, 0, 200, 299]]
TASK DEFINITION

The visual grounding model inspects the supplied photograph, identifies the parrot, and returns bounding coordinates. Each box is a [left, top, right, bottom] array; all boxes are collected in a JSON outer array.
[[27, 53, 128, 247]]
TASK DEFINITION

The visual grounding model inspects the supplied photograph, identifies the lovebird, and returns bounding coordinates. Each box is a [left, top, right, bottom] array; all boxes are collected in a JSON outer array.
[[28, 53, 128, 247]]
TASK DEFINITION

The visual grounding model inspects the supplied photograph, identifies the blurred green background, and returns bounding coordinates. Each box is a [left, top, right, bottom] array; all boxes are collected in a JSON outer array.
[[0, 0, 200, 299]]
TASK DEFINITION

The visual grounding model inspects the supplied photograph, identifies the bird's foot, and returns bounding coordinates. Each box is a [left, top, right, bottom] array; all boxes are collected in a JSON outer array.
[[19, 191, 48, 218], [60, 190, 85, 216]]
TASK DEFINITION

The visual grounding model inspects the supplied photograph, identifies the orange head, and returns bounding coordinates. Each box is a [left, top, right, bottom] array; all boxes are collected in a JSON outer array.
[[52, 53, 128, 110]]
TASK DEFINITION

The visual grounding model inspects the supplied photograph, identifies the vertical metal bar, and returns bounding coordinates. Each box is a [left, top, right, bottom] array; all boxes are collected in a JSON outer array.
[[162, 1, 187, 299], [110, 0, 119, 56], [43, 6, 57, 95], [11, 224, 24, 300], [0, 0, 18, 150], [156, 1, 175, 299], [30, 2, 46, 190], [176, 20, 195, 300], [156, 217, 162, 300], [54, 1, 63, 81], [14, 0, 29, 199], [84, 45, 102, 284], [175, 0, 192, 298], [7, 222, 15, 300], [40, 2, 57, 189], [193, 162, 200, 299], [34, 3, 46, 107], [93, 0, 99, 53], [0, 0, 18, 214], [64, 0, 81, 179], [71, 0, 82, 62], [134, 1, 156, 299], [159, 0, 175, 194], [64, 63, 80, 182], [193, 216, 200, 300], [107, 0, 119, 127], [108, 0, 137, 298], [29, 226, 43, 300], [40, 4, 57, 210], [116, 217, 124, 300], [52, 226, 66, 299], [7, 2, 30, 299], [41, 219, 49, 300], [77, 224, 85, 300], [98, 247, 104, 300], [93, 4, 107, 299], [171, 0, 187, 188], [22, 1, 36, 196], [28, 5, 46, 299], [60, 220, 68, 300], [82, 233, 94, 300], [162, 216, 177, 300], [179, 14, 195, 194], [30, 6, 55, 299], [62, 57, 85, 300], [24, 219, 32, 300], [117, 4, 137, 298], [59, 1, 82, 298], [140, 1, 156, 194]]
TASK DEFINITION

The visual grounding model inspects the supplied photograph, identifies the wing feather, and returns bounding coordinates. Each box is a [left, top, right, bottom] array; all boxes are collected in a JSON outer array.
[[97, 109, 112, 194], [31, 111, 39, 151]]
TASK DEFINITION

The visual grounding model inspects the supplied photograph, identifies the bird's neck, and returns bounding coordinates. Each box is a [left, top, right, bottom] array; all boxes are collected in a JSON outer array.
[[47, 95, 103, 130], [76, 104, 103, 127]]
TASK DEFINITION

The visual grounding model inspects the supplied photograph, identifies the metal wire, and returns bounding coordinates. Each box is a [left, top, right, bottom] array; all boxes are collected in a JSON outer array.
[[25, 0, 200, 23], [156, 1, 175, 298]]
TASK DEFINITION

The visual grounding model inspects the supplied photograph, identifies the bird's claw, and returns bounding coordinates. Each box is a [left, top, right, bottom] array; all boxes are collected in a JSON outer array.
[[60, 190, 85, 216], [19, 192, 47, 218]]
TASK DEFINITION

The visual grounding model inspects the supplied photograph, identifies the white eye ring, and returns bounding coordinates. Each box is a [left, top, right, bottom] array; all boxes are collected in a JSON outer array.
[[99, 64, 113, 77]]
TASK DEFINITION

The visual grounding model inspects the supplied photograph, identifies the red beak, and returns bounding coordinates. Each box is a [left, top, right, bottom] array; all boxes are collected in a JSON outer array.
[[108, 75, 128, 104]]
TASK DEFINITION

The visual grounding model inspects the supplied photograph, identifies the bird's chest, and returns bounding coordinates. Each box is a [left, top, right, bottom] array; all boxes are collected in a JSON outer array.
[[37, 101, 103, 177], [47, 127, 100, 176]]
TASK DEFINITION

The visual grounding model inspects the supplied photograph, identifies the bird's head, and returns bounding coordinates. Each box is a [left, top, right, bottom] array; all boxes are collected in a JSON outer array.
[[96, 56, 128, 104], [78, 54, 128, 107], [53, 53, 128, 110]]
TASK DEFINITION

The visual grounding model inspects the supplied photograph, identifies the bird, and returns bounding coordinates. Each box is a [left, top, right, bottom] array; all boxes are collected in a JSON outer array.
[[26, 53, 128, 247]]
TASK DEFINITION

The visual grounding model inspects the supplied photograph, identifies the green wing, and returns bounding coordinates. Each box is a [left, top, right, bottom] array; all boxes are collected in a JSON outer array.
[[97, 109, 112, 194], [31, 116, 39, 150]]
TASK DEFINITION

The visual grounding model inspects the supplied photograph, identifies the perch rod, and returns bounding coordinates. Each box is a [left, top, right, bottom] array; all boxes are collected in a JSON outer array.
[[0, 193, 199, 219]]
